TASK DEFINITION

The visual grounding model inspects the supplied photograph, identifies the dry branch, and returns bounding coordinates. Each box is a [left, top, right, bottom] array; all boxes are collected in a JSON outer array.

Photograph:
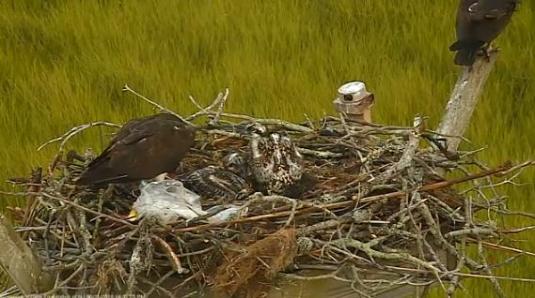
[[437, 50, 498, 151]]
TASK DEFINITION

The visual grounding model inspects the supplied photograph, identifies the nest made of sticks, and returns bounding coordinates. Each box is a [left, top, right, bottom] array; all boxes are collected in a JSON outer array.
[[3, 87, 534, 298]]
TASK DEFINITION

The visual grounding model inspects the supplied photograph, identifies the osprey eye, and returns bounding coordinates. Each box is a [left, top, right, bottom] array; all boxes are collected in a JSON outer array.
[[468, 3, 478, 13]]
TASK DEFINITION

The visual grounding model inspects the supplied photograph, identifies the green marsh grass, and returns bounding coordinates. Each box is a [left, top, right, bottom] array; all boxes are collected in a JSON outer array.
[[0, 1, 534, 296]]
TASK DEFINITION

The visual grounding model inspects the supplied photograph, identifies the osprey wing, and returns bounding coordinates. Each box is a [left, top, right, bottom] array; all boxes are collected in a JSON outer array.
[[76, 124, 156, 185]]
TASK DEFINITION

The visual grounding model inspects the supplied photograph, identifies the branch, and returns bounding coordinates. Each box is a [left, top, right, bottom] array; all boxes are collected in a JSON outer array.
[[437, 50, 498, 151], [37, 121, 120, 152], [122, 84, 194, 126]]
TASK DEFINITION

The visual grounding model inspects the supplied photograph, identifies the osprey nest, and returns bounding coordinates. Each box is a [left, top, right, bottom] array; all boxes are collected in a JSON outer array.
[[5, 87, 534, 298]]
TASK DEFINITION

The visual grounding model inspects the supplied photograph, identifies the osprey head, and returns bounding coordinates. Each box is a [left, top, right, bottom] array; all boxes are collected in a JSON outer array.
[[223, 152, 249, 178], [250, 132, 303, 194], [468, 0, 517, 21]]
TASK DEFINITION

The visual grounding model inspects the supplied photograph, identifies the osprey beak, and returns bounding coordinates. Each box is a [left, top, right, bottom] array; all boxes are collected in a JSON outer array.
[[127, 208, 140, 221]]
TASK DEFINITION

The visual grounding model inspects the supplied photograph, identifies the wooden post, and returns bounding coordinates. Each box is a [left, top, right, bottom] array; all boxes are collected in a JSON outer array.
[[437, 51, 498, 151], [333, 81, 375, 124], [0, 215, 52, 294]]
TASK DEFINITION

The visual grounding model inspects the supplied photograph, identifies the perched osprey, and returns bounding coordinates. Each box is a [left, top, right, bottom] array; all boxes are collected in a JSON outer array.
[[76, 113, 196, 185], [250, 132, 303, 195], [450, 0, 518, 66], [182, 165, 251, 201]]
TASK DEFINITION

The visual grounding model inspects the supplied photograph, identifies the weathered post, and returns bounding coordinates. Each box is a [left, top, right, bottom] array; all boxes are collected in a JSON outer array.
[[333, 81, 375, 123], [437, 51, 498, 151], [0, 215, 52, 294]]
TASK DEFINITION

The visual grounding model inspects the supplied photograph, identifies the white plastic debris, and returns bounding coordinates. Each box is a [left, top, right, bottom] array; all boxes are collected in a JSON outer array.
[[207, 205, 246, 223], [130, 180, 207, 225]]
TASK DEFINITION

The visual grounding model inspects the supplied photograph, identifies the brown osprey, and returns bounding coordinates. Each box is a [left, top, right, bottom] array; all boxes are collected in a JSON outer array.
[[76, 113, 196, 185], [450, 0, 518, 66]]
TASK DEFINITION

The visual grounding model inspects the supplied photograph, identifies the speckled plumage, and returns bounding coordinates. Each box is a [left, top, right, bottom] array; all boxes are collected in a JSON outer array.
[[183, 166, 251, 200], [250, 132, 303, 195], [222, 152, 250, 178]]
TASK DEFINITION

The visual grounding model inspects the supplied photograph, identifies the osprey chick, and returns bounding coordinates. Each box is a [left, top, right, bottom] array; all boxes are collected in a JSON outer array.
[[183, 165, 251, 201], [250, 132, 303, 195]]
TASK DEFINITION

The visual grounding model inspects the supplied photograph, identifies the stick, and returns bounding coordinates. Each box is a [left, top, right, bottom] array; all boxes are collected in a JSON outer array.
[[122, 84, 194, 126], [151, 235, 188, 274], [468, 239, 535, 258], [37, 121, 120, 152], [385, 265, 535, 283], [0, 191, 137, 228]]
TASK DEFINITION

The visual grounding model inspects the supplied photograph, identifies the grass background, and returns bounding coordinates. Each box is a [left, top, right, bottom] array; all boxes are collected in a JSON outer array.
[[0, 0, 533, 296]]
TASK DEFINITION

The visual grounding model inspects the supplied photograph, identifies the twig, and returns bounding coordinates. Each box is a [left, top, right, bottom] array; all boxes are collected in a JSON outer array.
[[122, 84, 193, 126], [0, 191, 136, 227], [468, 239, 535, 258], [144, 270, 176, 297], [208, 88, 229, 125], [330, 238, 440, 272], [42, 264, 84, 296], [186, 90, 226, 121], [445, 227, 497, 239], [37, 121, 120, 151], [385, 265, 535, 283], [137, 276, 175, 298], [151, 235, 188, 274]]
